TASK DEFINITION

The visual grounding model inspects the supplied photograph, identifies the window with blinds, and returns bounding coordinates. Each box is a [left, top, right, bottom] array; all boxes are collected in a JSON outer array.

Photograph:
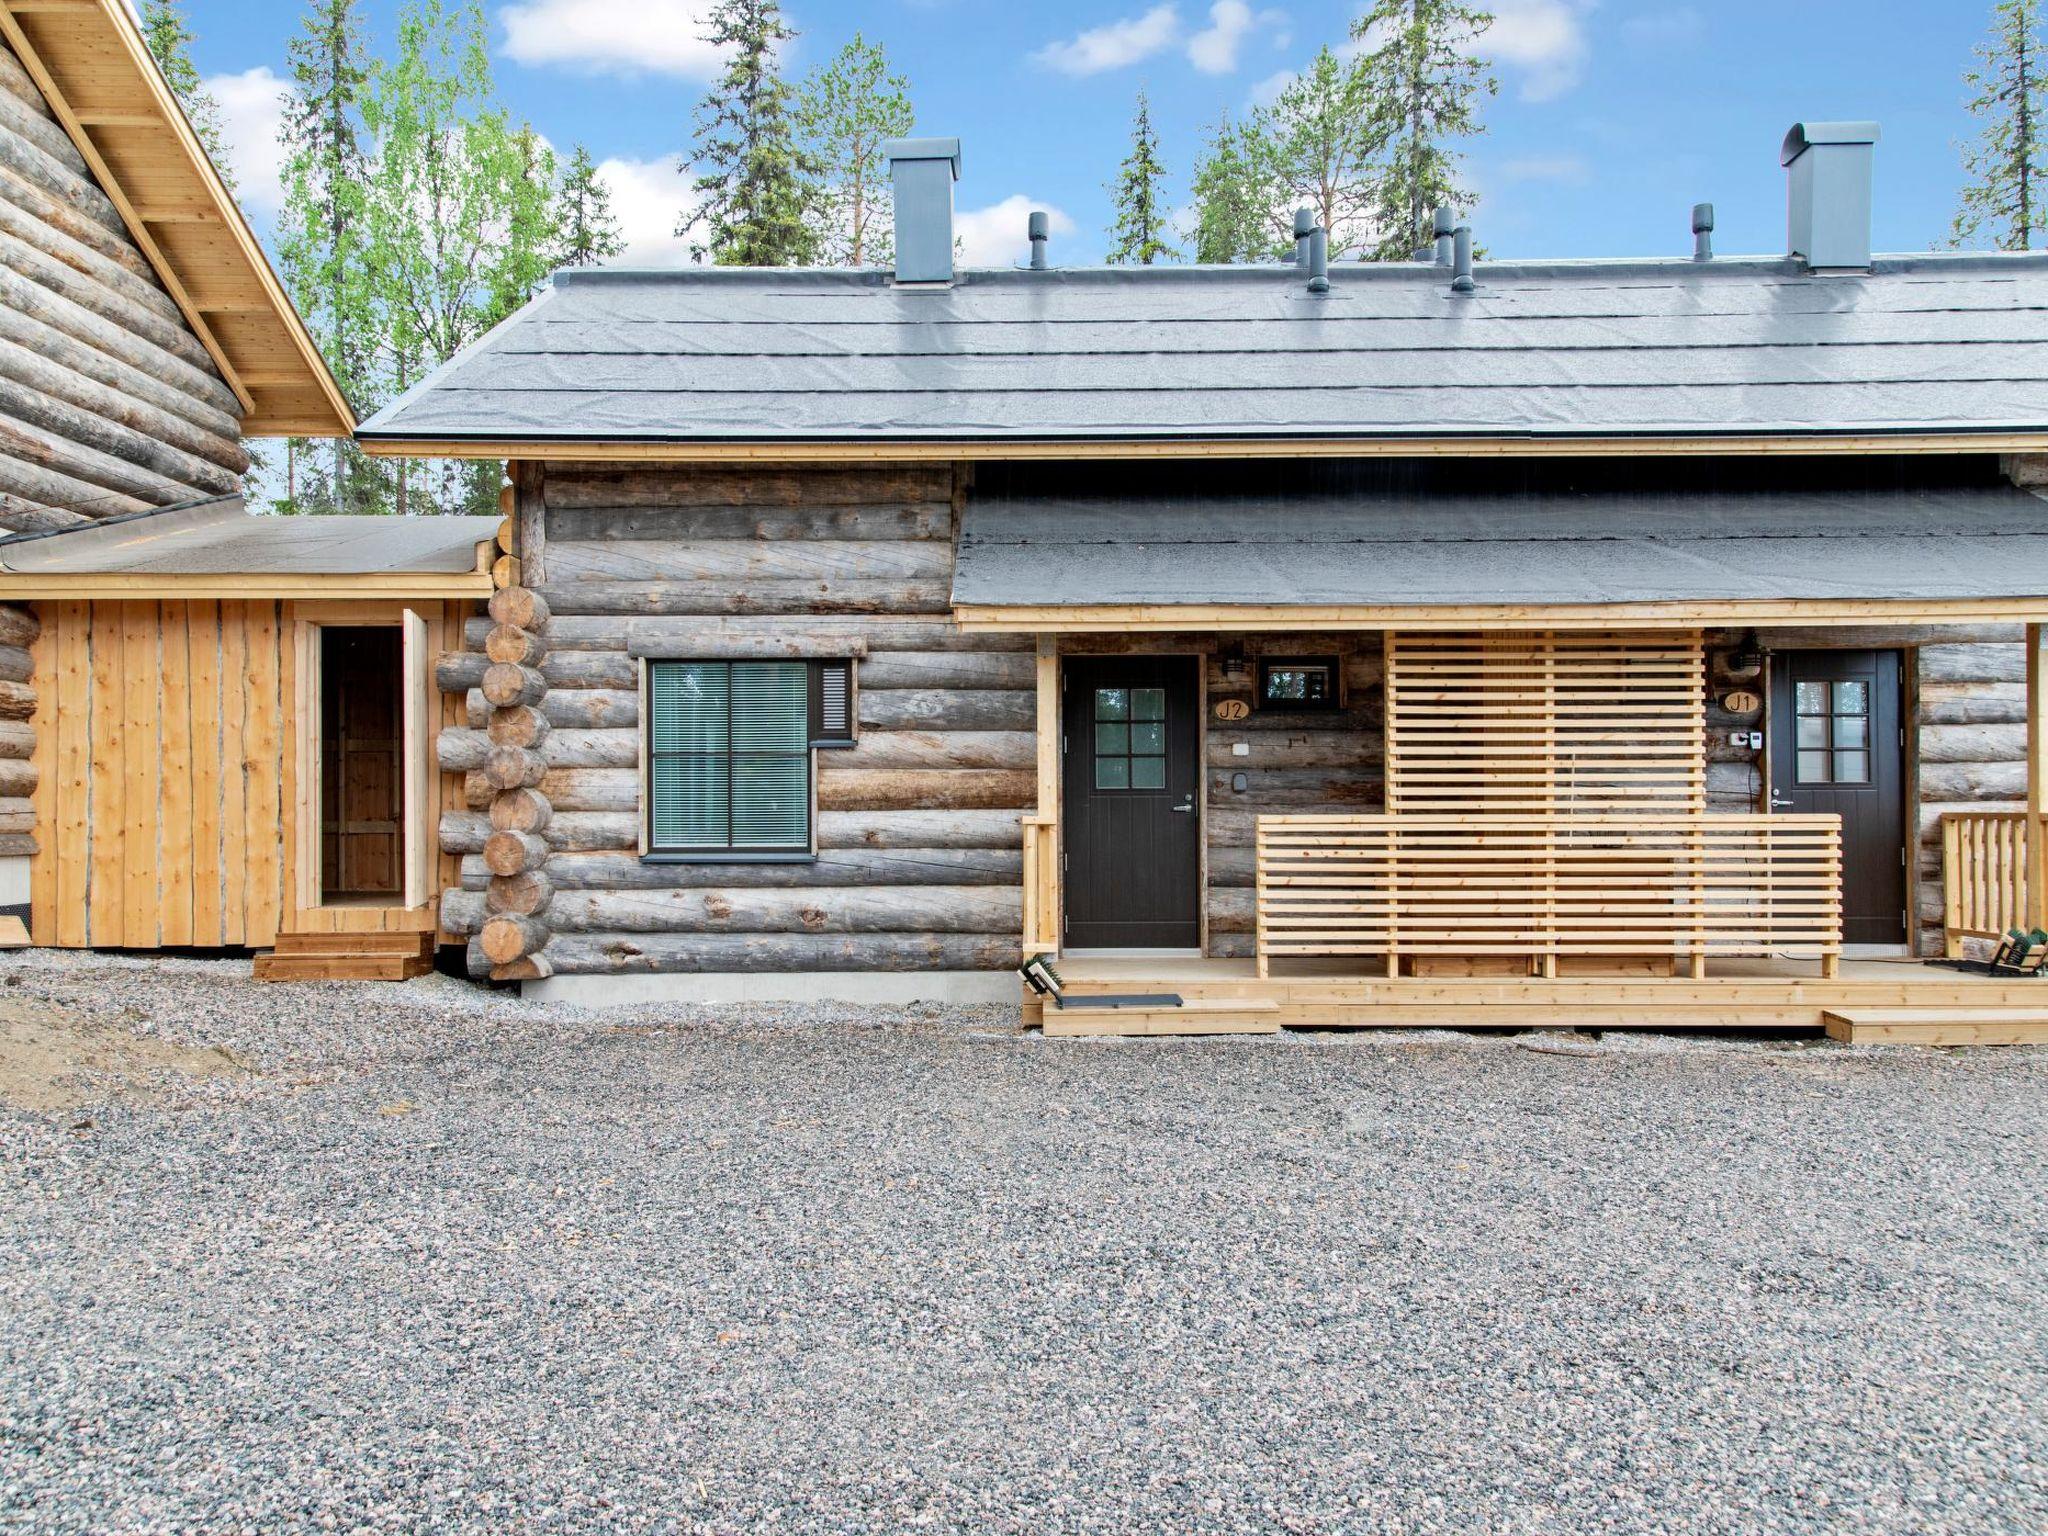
[[645, 659, 851, 857]]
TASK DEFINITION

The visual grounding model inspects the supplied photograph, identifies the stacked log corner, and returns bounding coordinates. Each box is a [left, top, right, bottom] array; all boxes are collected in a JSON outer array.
[[0, 603, 37, 854], [0, 42, 247, 533]]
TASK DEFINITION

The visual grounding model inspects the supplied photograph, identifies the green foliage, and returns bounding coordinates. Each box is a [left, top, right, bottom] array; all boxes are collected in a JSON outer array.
[[797, 33, 913, 267], [1189, 113, 1277, 264], [684, 0, 820, 266], [1352, 0, 1496, 262], [138, 0, 233, 187], [360, 0, 554, 514], [552, 145, 626, 271], [277, 0, 383, 514], [1956, 0, 2048, 249], [1106, 90, 1179, 265], [1255, 48, 1384, 259]]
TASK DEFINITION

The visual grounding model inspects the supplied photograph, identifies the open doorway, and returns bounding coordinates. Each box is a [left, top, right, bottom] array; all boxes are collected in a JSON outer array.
[[318, 626, 403, 903]]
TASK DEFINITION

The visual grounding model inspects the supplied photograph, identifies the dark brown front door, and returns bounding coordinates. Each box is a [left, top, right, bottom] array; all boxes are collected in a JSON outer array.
[[1770, 650, 1905, 945], [320, 626, 403, 899], [1062, 656, 1202, 949]]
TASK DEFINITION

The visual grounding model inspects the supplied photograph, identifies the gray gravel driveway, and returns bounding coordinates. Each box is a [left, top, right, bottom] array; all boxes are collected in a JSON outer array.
[[1, 953, 2043, 1534]]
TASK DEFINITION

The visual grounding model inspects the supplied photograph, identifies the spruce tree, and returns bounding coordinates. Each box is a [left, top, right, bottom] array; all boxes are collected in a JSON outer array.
[[1956, 0, 2048, 249], [683, 0, 820, 266], [1352, 0, 1496, 262], [552, 145, 626, 270], [279, 0, 381, 513], [1255, 48, 1383, 259], [797, 34, 913, 266], [1190, 114, 1275, 263], [1106, 90, 1178, 265], [139, 0, 233, 186]]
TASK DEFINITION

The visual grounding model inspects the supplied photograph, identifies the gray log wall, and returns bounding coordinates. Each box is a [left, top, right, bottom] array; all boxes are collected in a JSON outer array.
[[437, 462, 1032, 976], [0, 40, 245, 532]]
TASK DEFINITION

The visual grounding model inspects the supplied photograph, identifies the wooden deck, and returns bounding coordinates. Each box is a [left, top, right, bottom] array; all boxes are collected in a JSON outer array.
[[1031, 954, 2048, 1039]]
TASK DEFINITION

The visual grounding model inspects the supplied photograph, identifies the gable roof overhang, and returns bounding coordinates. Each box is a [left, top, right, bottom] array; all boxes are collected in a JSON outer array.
[[0, 0, 353, 438]]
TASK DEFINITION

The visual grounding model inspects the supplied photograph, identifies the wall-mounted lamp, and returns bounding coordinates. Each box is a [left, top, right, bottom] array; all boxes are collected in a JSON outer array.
[[1220, 641, 1249, 683]]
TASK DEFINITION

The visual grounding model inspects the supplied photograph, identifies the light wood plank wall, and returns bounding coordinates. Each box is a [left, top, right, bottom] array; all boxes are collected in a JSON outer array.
[[435, 462, 1034, 975], [27, 598, 470, 948], [0, 39, 245, 533]]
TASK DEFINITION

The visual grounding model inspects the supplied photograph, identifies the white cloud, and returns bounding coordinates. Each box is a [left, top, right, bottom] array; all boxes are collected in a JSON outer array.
[[1488, 0, 1592, 103], [592, 153, 707, 268], [1246, 67, 1295, 109], [955, 195, 1076, 268], [203, 66, 287, 218], [1032, 5, 1182, 77], [1186, 2, 1286, 74], [1500, 154, 1589, 183], [501, 0, 724, 78]]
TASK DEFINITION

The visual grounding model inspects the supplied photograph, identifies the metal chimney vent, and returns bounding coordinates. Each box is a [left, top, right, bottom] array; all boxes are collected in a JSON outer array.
[[1781, 121, 1879, 271], [883, 137, 961, 284], [1692, 202, 1715, 261], [1027, 210, 1049, 270]]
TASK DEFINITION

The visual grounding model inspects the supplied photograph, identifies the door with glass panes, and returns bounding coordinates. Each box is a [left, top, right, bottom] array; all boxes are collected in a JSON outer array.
[[1769, 650, 1906, 945]]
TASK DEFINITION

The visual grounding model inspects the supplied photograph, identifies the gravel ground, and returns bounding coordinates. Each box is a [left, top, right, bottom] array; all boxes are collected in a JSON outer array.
[[0, 952, 2043, 1535]]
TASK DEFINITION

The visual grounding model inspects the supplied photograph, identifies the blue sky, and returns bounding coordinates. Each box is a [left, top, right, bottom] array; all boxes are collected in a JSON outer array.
[[183, 0, 2003, 268]]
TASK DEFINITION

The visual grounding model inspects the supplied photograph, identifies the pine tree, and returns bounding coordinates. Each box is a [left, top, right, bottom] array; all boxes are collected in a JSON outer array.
[[1255, 48, 1385, 259], [797, 34, 913, 266], [1956, 0, 2048, 249], [278, 0, 382, 513], [1189, 113, 1275, 263], [1352, 0, 1496, 262], [552, 145, 625, 270], [1106, 90, 1178, 265], [683, 0, 820, 266], [138, 0, 234, 187], [362, 0, 554, 514]]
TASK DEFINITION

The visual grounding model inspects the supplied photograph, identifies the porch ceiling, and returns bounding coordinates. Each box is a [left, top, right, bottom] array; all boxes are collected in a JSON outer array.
[[952, 474, 2048, 630]]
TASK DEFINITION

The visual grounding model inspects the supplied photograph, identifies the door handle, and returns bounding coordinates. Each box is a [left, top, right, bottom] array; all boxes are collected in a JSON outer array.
[[1770, 793, 1795, 809], [1169, 801, 1194, 813]]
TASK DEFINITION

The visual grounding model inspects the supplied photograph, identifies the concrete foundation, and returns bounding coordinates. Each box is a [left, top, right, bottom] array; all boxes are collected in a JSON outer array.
[[522, 970, 1020, 1008]]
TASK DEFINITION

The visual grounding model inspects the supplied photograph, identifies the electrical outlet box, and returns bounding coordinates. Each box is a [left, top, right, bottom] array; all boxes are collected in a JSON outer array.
[[1231, 742, 1249, 757]]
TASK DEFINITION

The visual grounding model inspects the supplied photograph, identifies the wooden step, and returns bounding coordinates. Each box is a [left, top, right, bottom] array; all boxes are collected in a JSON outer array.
[[1042, 998, 1282, 1038], [1823, 1008, 2048, 1046], [271, 930, 433, 957], [254, 951, 435, 983]]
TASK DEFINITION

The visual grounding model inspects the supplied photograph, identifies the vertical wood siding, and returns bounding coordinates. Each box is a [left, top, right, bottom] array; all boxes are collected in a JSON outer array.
[[31, 598, 286, 947]]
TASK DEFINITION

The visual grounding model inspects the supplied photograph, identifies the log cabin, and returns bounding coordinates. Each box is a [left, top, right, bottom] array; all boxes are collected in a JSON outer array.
[[0, 0, 496, 980], [356, 129, 2048, 1039]]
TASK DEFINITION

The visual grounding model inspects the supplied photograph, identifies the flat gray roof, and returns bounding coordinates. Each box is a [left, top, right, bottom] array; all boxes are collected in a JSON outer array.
[[0, 497, 496, 576], [357, 253, 2048, 446], [952, 479, 2048, 607]]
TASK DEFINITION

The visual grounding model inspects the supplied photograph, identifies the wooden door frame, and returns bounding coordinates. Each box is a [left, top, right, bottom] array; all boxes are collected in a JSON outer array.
[[1057, 650, 1207, 954], [285, 601, 437, 923]]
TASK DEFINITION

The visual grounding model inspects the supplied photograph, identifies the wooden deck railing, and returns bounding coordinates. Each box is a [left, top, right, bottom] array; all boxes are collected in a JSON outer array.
[[1255, 814, 1842, 979], [1021, 814, 1059, 956], [1941, 811, 2031, 956]]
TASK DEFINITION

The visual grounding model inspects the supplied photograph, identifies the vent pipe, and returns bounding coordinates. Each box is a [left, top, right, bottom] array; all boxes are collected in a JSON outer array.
[[1293, 208, 1315, 268], [1692, 202, 1714, 261], [1781, 121, 1879, 271], [1433, 206, 1455, 266], [882, 136, 961, 283], [1027, 210, 1049, 270], [1450, 224, 1474, 293], [1307, 226, 1329, 293]]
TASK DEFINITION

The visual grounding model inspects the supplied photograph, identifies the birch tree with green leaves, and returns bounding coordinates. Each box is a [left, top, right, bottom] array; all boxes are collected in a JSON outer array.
[[797, 34, 913, 267], [1106, 90, 1179, 264], [278, 0, 381, 513], [1956, 0, 2048, 249], [683, 0, 819, 266], [1351, 0, 1496, 261], [1257, 48, 1384, 258], [1189, 113, 1276, 263], [361, 0, 555, 514], [551, 145, 626, 271]]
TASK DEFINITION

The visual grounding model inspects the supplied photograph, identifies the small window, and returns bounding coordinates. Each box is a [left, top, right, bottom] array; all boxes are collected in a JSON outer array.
[[645, 659, 851, 857], [1094, 686, 1167, 791], [1792, 673, 1873, 786], [1258, 656, 1340, 712]]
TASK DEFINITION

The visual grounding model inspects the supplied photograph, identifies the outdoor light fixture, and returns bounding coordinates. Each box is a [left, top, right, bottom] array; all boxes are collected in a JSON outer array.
[[1219, 642, 1249, 682]]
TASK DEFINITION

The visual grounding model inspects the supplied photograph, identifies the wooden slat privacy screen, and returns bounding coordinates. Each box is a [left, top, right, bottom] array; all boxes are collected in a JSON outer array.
[[1384, 631, 1706, 815], [1940, 810, 2029, 956], [1255, 814, 1843, 975]]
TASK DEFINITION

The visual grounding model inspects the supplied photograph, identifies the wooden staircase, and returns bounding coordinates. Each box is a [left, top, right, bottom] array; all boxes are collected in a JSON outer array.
[[253, 931, 437, 983], [1822, 1009, 2048, 1046]]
